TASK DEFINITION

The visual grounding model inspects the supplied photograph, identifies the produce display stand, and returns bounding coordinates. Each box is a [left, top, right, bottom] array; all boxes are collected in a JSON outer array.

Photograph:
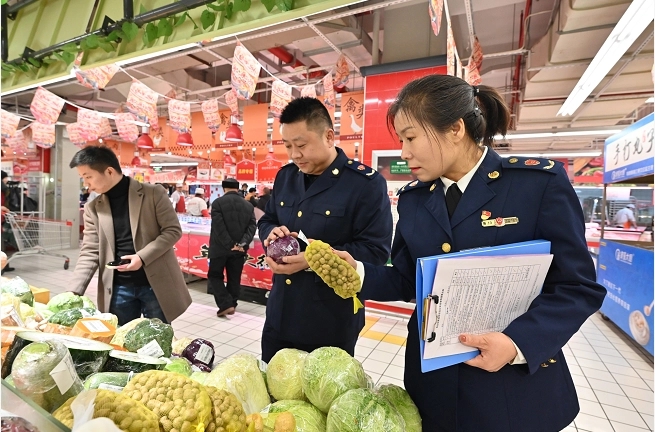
[[597, 113, 654, 357], [1, 380, 70, 432]]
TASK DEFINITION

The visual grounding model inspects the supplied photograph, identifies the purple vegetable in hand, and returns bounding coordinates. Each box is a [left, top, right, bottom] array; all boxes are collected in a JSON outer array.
[[267, 236, 300, 264], [182, 338, 215, 367]]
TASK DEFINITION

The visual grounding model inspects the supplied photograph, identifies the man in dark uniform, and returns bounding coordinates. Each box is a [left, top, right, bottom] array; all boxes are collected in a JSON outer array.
[[258, 97, 393, 363]]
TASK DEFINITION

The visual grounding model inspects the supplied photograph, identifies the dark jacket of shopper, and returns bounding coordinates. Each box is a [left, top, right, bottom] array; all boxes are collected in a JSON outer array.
[[209, 191, 256, 257]]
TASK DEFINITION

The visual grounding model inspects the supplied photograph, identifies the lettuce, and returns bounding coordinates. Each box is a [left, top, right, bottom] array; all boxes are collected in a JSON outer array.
[[376, 384, 422, 431], [326, 388, 404, 432], [267, 348, 307, 401]]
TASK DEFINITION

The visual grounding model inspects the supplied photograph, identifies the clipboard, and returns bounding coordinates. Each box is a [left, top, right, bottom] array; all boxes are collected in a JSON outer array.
[[415, 239, 551, 373]]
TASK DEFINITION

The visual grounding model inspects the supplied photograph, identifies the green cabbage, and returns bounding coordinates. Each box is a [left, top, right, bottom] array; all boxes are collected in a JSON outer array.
[[110, 318, 147, 347], [163, 357, 192, 376], [1, 277, 34, 306], [123, 318, 174, 358], [48, 308, 96, 328], [326, 388, 404, 432], [376, 384, 422, 431], [301, 347, 367, 414], [190, 371, 209, 385], [267, 348, 307, 401], [47, 292, 83, 313], [33, 302, 54, 320], [205, 353, 271, 414], [265, 400, 327, 432], [79, 295, 96, 310]]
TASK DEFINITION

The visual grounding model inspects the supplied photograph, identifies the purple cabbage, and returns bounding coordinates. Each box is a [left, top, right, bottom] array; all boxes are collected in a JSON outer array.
[[267, 236, 300, 264], [182, 338, 215, 368]]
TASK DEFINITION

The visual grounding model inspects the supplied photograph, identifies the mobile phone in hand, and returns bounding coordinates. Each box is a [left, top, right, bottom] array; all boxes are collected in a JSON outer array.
[[105, 259, 130, 269]]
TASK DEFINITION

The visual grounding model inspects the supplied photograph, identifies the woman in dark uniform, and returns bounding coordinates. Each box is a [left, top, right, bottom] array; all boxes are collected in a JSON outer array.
[[332, 75, 606, 431]]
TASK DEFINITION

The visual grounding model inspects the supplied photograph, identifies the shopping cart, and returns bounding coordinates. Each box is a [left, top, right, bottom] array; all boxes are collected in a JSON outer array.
[[4, 212, 71, 269]]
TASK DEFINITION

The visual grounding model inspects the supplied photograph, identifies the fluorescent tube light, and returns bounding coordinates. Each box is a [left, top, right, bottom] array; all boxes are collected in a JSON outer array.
[[115, 43, 199, 67], [150, 162, 199, 167], [495, 129, 622, 140], [557, 0, 654, 116], [499, 151, 602, 158], [646, 97, 654, 103], [1, 71, 75, 96]]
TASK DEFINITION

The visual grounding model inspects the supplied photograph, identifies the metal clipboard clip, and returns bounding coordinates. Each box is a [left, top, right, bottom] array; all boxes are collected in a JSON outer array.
[[421, 294, 439, 342]]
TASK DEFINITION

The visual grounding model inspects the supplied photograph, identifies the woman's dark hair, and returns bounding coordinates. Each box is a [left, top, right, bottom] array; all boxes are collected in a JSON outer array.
[[280, 97, 333, 132], [387, 75, 510, 147], [69, 145, 122, 174]]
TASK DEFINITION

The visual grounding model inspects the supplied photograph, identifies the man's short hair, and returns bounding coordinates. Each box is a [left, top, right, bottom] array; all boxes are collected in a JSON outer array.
[[279, 97, 333, 133], [69, 146, 122, 174]]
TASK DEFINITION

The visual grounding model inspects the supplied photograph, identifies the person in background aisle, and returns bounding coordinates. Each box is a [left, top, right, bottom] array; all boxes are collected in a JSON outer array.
[[239, 183, 249, 197], [328, 75, 606, 432], [245, 187, 258, 207], [613, 203, 638, 229], [256, 187, 271, 212], [187, 188, 208, 216], [257, 97, 393, 363], [171, 183, 186, 213], [1, 171, 16, 274], [208, 178, 256, 317], [68, 146, 191, 325]]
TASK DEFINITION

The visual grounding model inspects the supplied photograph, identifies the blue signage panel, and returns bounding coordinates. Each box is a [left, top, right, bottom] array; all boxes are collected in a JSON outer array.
[[598, 240, 654, 355], [603, 113, 654, 184]]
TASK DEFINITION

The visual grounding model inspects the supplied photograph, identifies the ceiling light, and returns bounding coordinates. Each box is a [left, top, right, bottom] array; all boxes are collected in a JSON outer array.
[[225, 116, 243, 143], [150, 162, 199, 167], [115, 43, 198, 67], [136, 127, 154, 149], [177, 132, 194, 147], [557, 0, 654, 116], [1, 70, 75, 96], [499, 151, 603, 158], [646, 97, 654, 103], [495, 129, 622, 140]]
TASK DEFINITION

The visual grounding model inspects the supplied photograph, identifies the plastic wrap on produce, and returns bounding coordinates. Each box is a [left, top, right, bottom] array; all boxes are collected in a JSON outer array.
[[109, 317, 146, 347], [267, 348, 307, 401], [181, 338, 215, 368], [263, 400, 326, 432], [205, 353, 271, 414], [376, 383, 422, 432], [0, 414, 40, 432], [1, 277, 33, 307], [123, 318, 173, 358], [47, 293, 84, 314], [326, 388, 405, 432], [11, 340, 84, 413], [301, 347, 367, 414]]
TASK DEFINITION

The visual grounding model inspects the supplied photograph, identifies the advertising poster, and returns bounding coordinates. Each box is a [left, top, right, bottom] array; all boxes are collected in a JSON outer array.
[[598, 240, 654, 355], [573, 156, 604, 184], [236, 159, 256, 182], [604, 114, 654, 183], [187, 233, 210, 277], [174, 233, 190, 273]]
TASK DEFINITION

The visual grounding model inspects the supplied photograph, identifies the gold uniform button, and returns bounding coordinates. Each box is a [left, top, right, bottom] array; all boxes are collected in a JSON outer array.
[[280, 202, 284, 206], [442, 243, 451, 253], [348, 160, 353, 164], [325, 210, 331, 215], [332, 168, 339, 175], [430, 184, 436, 192], [298, 211, 302, 217], [548, 358, 557, 364], [285, 279, 292, 285], [540, 362, 549, 368]]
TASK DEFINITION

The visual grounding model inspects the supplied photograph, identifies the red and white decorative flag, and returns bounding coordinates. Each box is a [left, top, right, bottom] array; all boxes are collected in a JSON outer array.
[[77, 108, 101, 142], [231, 44, 261, 100], [465, 63, 482, 86], [429, 0, 444, 36], [75, 64, 120, 90], [1, 110, 21, 139], [31, 122, 56, 148], [115, 113, 140, 143], [168, 99, 191, 133], [224, 88, 239, 117], [66, 123, 86, 146], [334, 55, 350, 88], [99, 117, 113, 138], [447, 21, 456, 76], [301, 85, 317, 98], [322, 73, 336, 110], [270, 80, 293, 118], [126, 81, 159, 123], [6, 130, 27, 154], [470, 36, 483, 71], [30, 87, 66, 124], [202, 99, 221, 132]]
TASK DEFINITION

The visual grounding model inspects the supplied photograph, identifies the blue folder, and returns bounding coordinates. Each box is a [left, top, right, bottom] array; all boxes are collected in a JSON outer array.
[[415, 240, 551, 373]]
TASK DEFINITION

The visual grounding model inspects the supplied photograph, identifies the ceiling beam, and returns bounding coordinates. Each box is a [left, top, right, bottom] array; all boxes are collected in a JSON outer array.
[[303, 40, 362, 57]]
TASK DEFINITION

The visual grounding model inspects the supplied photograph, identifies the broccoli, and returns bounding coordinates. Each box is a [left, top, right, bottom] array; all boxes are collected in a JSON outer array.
[[123, 318, 174, 358]]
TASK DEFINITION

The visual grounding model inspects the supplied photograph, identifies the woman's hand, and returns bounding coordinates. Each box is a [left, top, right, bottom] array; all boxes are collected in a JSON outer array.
[[265, 253, 309, 274], [459, 332, 518, 372], [330, 249, 357, 270], [264, 226, 296, 247]]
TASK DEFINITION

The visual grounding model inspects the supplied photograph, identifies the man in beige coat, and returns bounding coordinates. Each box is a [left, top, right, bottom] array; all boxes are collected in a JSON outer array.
[[69, 146, 191, 324]]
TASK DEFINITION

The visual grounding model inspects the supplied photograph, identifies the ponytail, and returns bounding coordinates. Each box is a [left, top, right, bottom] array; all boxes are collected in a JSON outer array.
[[475, 85, 511, 147]]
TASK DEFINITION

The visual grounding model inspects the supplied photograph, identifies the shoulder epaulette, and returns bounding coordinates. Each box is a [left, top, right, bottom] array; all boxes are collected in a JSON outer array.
[[344, 160, 379, 179], [397, 179, 432, 196], [502, 157, 561, 173]]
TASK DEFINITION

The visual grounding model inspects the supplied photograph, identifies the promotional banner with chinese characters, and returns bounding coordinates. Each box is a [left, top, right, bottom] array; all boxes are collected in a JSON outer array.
[[604, 113, 654, 183]]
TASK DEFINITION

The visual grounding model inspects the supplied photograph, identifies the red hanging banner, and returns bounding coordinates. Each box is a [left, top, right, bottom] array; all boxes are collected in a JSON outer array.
[[334, 55, 350, 88], [75, 64, 120, 90], [126, 81, 159, 123], [322, 74, 336, 110], [270, 80, 293, 118], [447, 21, 456, 76], [31, 122, 56, 148], [256, 157, 284, 183], [202, 99, 221, 132], [1, 110, 20, 139], [30, 87, 66, 124], [6, 130, 27, 154], [225, 89, 239, 116], [429, 0, 444, 36], [236, 159, 256, 181], [66, 123, 85, 146], [115, 113, 139, 142], [231, 44, 261, 100], [99, 117, 113, 138], [168, 99, 191, 133], [77, 108, 101, 141]]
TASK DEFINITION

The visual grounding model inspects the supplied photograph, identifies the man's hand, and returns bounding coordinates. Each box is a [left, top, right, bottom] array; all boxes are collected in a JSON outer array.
[[331, 249, 357, 270], [460, 332, 518, 372], [264, 226, 295, 247], [265, 252, 309, 275], [117, 254, 143, 272], [231, 245, 245, 252]]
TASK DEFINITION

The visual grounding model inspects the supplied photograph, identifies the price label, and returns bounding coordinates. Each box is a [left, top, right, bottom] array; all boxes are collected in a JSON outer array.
[[49, 354, 77, 394], [195, 344, 213, 365], [83, 320, 110, 333], [137, 339, 165, 358]]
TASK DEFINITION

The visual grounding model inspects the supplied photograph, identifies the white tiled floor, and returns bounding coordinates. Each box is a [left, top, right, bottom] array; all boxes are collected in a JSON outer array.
[[8, 248, 654, 431]]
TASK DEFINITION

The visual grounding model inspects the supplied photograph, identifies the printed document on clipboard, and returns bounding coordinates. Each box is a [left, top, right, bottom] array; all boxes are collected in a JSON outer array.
[[415, 240, 552, 373]]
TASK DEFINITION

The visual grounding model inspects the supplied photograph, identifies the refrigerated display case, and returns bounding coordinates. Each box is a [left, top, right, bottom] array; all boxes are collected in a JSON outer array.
[[1, 380, 70, 432]]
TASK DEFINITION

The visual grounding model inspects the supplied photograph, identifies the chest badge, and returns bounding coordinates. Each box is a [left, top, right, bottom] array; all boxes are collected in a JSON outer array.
[[488, 171, 499, 179], [509, 158, 519, 164], [524, 159, 540, 166], [332, 168, 339, 175], [357, 165, 366, 171], [409, 180, 418, 187], [481, 210, 491, 220], [482, 216, 519, 227]]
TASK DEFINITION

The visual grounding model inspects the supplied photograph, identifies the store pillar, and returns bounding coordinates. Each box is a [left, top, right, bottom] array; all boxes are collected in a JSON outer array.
[[51, 127, 80, 249]]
